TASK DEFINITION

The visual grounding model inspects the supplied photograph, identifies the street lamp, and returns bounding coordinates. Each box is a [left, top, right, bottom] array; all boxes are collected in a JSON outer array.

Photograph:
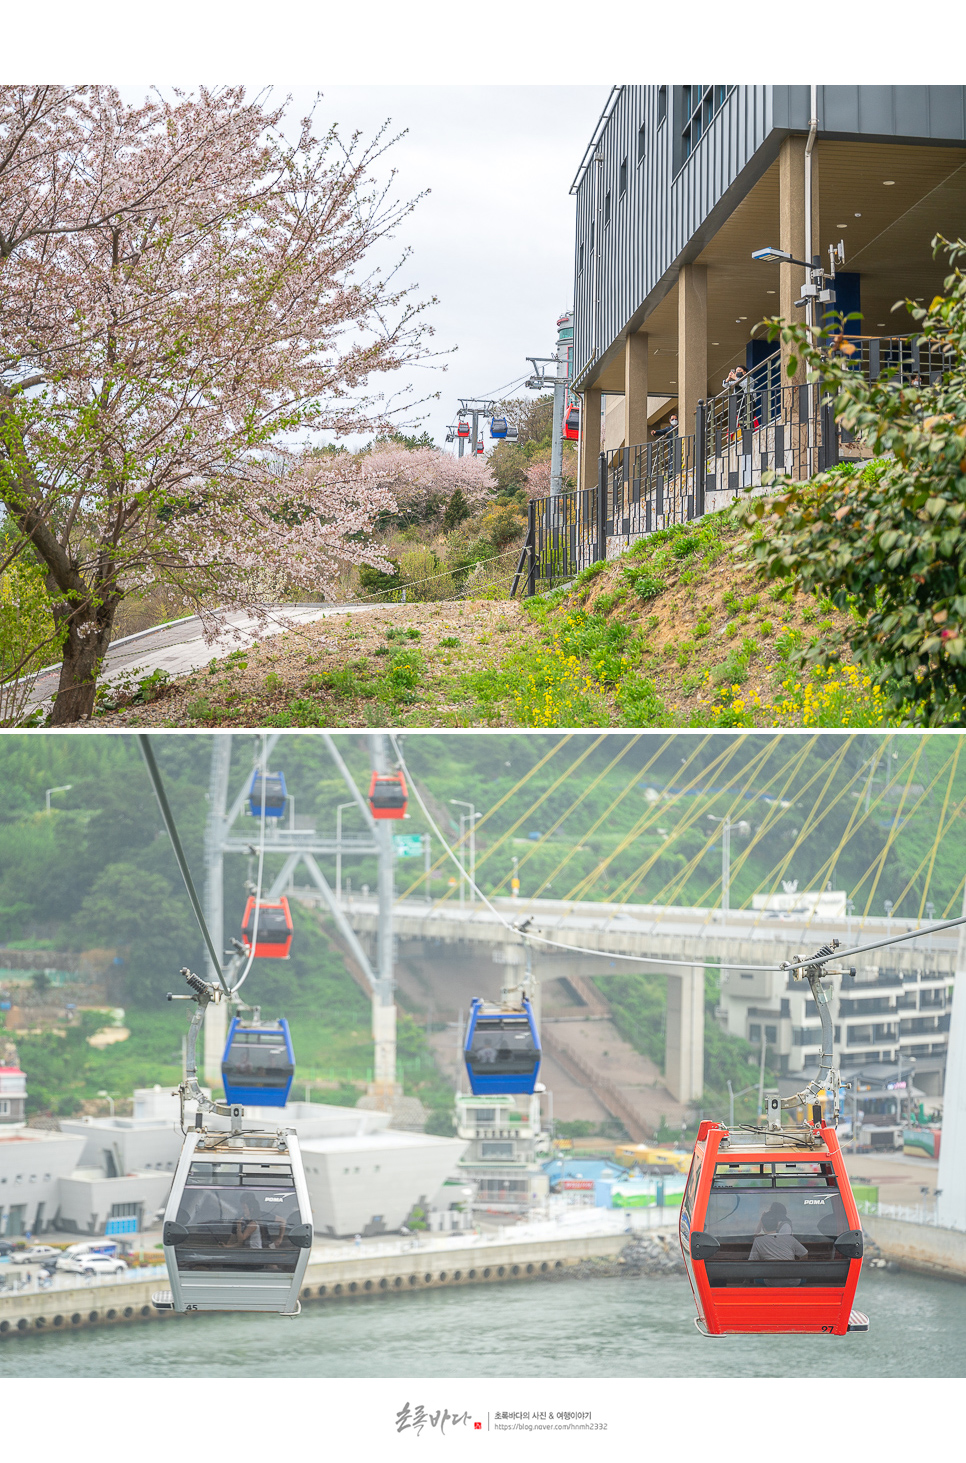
[[45, 784, 72, 813], [884, 899, 894, 937], [97, 1090, 115, 1119], [336, 802, 356, 905], [450, 800, 481, 907], [707, 816, 749, 921]]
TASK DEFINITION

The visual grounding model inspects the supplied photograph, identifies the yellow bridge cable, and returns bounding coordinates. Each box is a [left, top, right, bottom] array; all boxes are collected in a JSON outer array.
[[549, 735, 717, 905], [658, 736, 821, 913], [487, 735, 650, 898], [917, 740, 964, 920], [568, 736, 751, 908], [628, 737, 785, 911], [688, 734, 827, 914], [396, 733, 573, 901], [559, 734, 735, 904]]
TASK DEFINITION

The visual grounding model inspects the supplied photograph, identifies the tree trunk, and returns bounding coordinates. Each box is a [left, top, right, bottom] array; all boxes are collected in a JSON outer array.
[[49, 600, 117, 725]]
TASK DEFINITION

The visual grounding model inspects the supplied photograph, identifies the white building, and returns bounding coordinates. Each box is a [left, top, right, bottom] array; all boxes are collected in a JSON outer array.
[[300, 1130, 467, 1237], [0, 1065, 26, 1125], [718, 957, 953, 1100], [0, 1128, 85, 1237], [454, 1094, 551, 1217]]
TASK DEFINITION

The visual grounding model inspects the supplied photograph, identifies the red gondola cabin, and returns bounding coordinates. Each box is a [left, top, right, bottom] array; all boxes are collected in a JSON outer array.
[[368, 771, 408, 820], [457, 420, 470, 439], [563, 403, 580, 440], [241, 896, 294, 959], [679, 1120, 868, 1337]]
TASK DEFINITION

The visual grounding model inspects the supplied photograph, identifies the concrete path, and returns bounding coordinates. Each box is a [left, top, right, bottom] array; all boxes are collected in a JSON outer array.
[[25, 602, 388, 716]]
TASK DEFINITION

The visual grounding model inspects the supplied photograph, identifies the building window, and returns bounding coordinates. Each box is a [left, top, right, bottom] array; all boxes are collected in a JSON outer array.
[[0, 1100, 8, 1115], [619, 157, 627, 197], [681, 85, 732, 162], [473, 1109, 497, 1125], [110, 1202, 139, 1218], [481, 1142, 514, 1159], [657, 86, 667, 126], [603, 191, 611, 227], [637, 121, 646, 164], [748, 1024, 761, 1042], [578, 243, 584, 276], [764, 1025, 778, 1044]]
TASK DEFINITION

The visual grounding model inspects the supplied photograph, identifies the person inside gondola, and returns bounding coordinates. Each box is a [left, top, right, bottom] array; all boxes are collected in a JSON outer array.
[[748, 1202, 807, 1282], [224, 1194, 263, 1250]]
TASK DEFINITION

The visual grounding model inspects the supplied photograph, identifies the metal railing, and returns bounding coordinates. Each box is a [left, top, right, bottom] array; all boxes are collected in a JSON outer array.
[[516, 333, 949, 596]]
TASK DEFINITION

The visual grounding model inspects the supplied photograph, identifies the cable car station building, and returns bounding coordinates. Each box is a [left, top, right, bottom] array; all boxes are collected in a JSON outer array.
[[561, 85, 966, 559]]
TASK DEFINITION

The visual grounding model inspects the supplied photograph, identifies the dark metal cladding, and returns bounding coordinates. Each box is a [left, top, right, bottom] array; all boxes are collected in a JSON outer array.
[[572, 85, 966, 389]]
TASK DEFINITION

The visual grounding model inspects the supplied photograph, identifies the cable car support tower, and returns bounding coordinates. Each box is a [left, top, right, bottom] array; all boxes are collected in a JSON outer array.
[[202, 733, 401, 1108]]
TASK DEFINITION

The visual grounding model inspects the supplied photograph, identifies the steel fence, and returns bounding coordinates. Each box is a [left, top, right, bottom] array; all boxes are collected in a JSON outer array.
[[516, 333, 951, 596]]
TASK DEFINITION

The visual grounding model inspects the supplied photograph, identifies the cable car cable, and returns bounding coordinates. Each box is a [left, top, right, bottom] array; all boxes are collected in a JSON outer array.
[[390, 734, 966, 973], [138, 735, 228, 994]]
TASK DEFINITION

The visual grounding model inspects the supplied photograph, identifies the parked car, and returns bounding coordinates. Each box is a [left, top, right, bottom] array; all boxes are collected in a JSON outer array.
[[0, 1239, 15, 1257], [55, 1241, 120, 1269], [10, 1245, 61, 1266], [57, 1254, 128, 1277]]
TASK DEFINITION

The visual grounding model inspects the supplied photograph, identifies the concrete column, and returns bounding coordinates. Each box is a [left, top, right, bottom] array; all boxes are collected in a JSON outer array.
[[779, 135, 820, 385], [578, 387, 602, 492], [677, 264, 707, 436], [623, 332, 649, 447], [664, 966, 705, 1105], [937, 899, 966, 1231]]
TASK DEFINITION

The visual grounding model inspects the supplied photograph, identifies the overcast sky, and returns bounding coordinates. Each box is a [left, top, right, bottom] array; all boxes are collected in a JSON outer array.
[[283, 86, 610, 450]]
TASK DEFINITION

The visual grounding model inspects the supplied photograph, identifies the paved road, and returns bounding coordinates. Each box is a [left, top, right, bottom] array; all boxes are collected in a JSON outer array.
[[26, 602, 389, 715]]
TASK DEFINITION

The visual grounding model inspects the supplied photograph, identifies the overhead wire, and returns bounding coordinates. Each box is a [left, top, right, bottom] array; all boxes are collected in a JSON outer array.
[[138, 735, 228, 995]]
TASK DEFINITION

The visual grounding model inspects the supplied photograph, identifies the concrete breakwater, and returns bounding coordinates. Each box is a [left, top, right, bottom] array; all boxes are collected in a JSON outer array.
[[863, 1215, 966, 1283], [0, 1227, 670, 1342]]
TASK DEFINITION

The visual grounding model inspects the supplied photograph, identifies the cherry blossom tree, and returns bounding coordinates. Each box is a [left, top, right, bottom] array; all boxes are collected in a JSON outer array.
[[0, 86, 436, 723], [362, 443, 494, 517]]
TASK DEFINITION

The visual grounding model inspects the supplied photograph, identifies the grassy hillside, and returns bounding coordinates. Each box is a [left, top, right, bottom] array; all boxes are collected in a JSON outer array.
[[93, 508, 897, 730]]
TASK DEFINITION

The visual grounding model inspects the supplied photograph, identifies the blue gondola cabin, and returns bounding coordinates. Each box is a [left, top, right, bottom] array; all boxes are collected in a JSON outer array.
[[221, 1017, 295, 1107], [464, 997, 541, 1095], [247, 770, 287, 819]]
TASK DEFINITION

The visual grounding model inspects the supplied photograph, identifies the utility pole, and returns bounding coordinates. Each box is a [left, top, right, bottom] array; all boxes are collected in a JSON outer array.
[[526, 309, 573, 498]]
